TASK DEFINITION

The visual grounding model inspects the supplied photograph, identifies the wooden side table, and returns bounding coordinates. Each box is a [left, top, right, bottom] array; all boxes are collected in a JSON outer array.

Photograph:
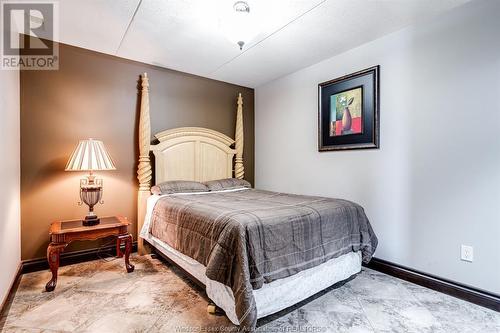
[[45, 215, 134, 292]]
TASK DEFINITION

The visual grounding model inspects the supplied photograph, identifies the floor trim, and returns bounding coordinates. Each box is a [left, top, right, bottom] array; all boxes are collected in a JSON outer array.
[[0, 263, 22, 318], [365, 257, 500, 312], [21, 242, 138, 274]]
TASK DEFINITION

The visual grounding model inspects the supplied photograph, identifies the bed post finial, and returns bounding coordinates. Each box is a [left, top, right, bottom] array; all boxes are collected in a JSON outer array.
[[137, 72, 152, 255], [234, 93, 244, 179]]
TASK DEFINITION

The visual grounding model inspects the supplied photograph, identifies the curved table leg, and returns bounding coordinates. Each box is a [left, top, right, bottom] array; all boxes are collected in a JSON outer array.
[[45, 243, 67, 292], [118, 234, 134, 273]]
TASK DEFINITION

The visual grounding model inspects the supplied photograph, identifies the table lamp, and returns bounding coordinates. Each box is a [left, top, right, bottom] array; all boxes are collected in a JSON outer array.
[[65, 139, 116, 226]]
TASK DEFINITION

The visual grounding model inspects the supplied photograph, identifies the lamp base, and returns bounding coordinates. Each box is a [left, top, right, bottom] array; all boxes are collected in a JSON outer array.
[[82, 216, 100, 226]]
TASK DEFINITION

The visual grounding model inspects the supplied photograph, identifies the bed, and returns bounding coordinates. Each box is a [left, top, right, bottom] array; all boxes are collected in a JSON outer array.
[[135, 73, 378, 330]]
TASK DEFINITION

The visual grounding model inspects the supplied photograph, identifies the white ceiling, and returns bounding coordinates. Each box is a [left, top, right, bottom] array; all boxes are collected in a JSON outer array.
[[52, 0, 470, 88]]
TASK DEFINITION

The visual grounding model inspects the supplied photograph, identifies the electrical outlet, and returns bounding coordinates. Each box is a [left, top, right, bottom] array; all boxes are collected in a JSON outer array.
[[461, 245, 474, 262]]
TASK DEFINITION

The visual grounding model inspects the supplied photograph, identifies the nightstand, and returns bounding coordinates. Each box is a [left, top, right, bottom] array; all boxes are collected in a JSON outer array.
[[45, 215, 134, 292]]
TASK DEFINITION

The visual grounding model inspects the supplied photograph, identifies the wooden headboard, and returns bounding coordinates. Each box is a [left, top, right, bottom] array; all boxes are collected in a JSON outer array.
[[136, 73, 245, 254], [152, 127, 236, 183]]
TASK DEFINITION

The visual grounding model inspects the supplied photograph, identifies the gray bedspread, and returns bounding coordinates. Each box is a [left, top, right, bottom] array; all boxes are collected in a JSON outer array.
[[149, 189, 378, 331]]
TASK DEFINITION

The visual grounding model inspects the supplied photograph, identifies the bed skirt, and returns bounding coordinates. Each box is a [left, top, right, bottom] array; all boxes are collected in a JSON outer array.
[[143, 234, 361, 325]]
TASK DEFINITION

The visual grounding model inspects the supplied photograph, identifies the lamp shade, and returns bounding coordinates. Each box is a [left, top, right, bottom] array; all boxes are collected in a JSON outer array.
[[65, 139, 116, 171]]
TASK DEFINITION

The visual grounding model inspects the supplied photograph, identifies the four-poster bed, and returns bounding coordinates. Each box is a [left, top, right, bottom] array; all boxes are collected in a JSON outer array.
[[136, 72, 245, 256], [135, 73, 377, 330]]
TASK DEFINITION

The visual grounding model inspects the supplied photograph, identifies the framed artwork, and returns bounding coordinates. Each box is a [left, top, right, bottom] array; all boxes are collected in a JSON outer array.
[[318, 66, 379, 151]]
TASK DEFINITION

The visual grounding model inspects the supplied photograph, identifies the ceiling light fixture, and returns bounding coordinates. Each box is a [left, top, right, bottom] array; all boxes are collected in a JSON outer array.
[[222, 1, 259, 50]]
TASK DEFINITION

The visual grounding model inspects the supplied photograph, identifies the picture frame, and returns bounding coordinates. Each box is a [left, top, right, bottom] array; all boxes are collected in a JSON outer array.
[[318, 66, 380, 151]]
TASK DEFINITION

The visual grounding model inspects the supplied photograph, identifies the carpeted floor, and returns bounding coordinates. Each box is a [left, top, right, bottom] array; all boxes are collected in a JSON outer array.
[[0, 254, 498, 332]]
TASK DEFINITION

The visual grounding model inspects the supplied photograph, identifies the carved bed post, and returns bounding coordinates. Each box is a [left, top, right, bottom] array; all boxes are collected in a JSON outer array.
[[234, 93, 244, 179], [137, 73, 152, 255]]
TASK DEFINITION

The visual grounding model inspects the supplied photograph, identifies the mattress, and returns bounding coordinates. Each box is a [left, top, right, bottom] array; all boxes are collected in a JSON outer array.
[[141, 191, 363, 325]]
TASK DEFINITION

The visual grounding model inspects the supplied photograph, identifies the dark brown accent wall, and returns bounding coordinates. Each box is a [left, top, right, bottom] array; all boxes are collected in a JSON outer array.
[[20, 42, 254, 260]]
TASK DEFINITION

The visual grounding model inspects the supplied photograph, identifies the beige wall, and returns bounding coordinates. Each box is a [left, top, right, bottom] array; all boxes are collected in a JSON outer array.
[[20, 42, 254, 260], [0, 64, 21, 303]]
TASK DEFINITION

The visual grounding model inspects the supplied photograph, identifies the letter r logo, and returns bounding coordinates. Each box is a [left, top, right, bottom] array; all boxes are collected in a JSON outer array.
[[2, 2, 54, 55]]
